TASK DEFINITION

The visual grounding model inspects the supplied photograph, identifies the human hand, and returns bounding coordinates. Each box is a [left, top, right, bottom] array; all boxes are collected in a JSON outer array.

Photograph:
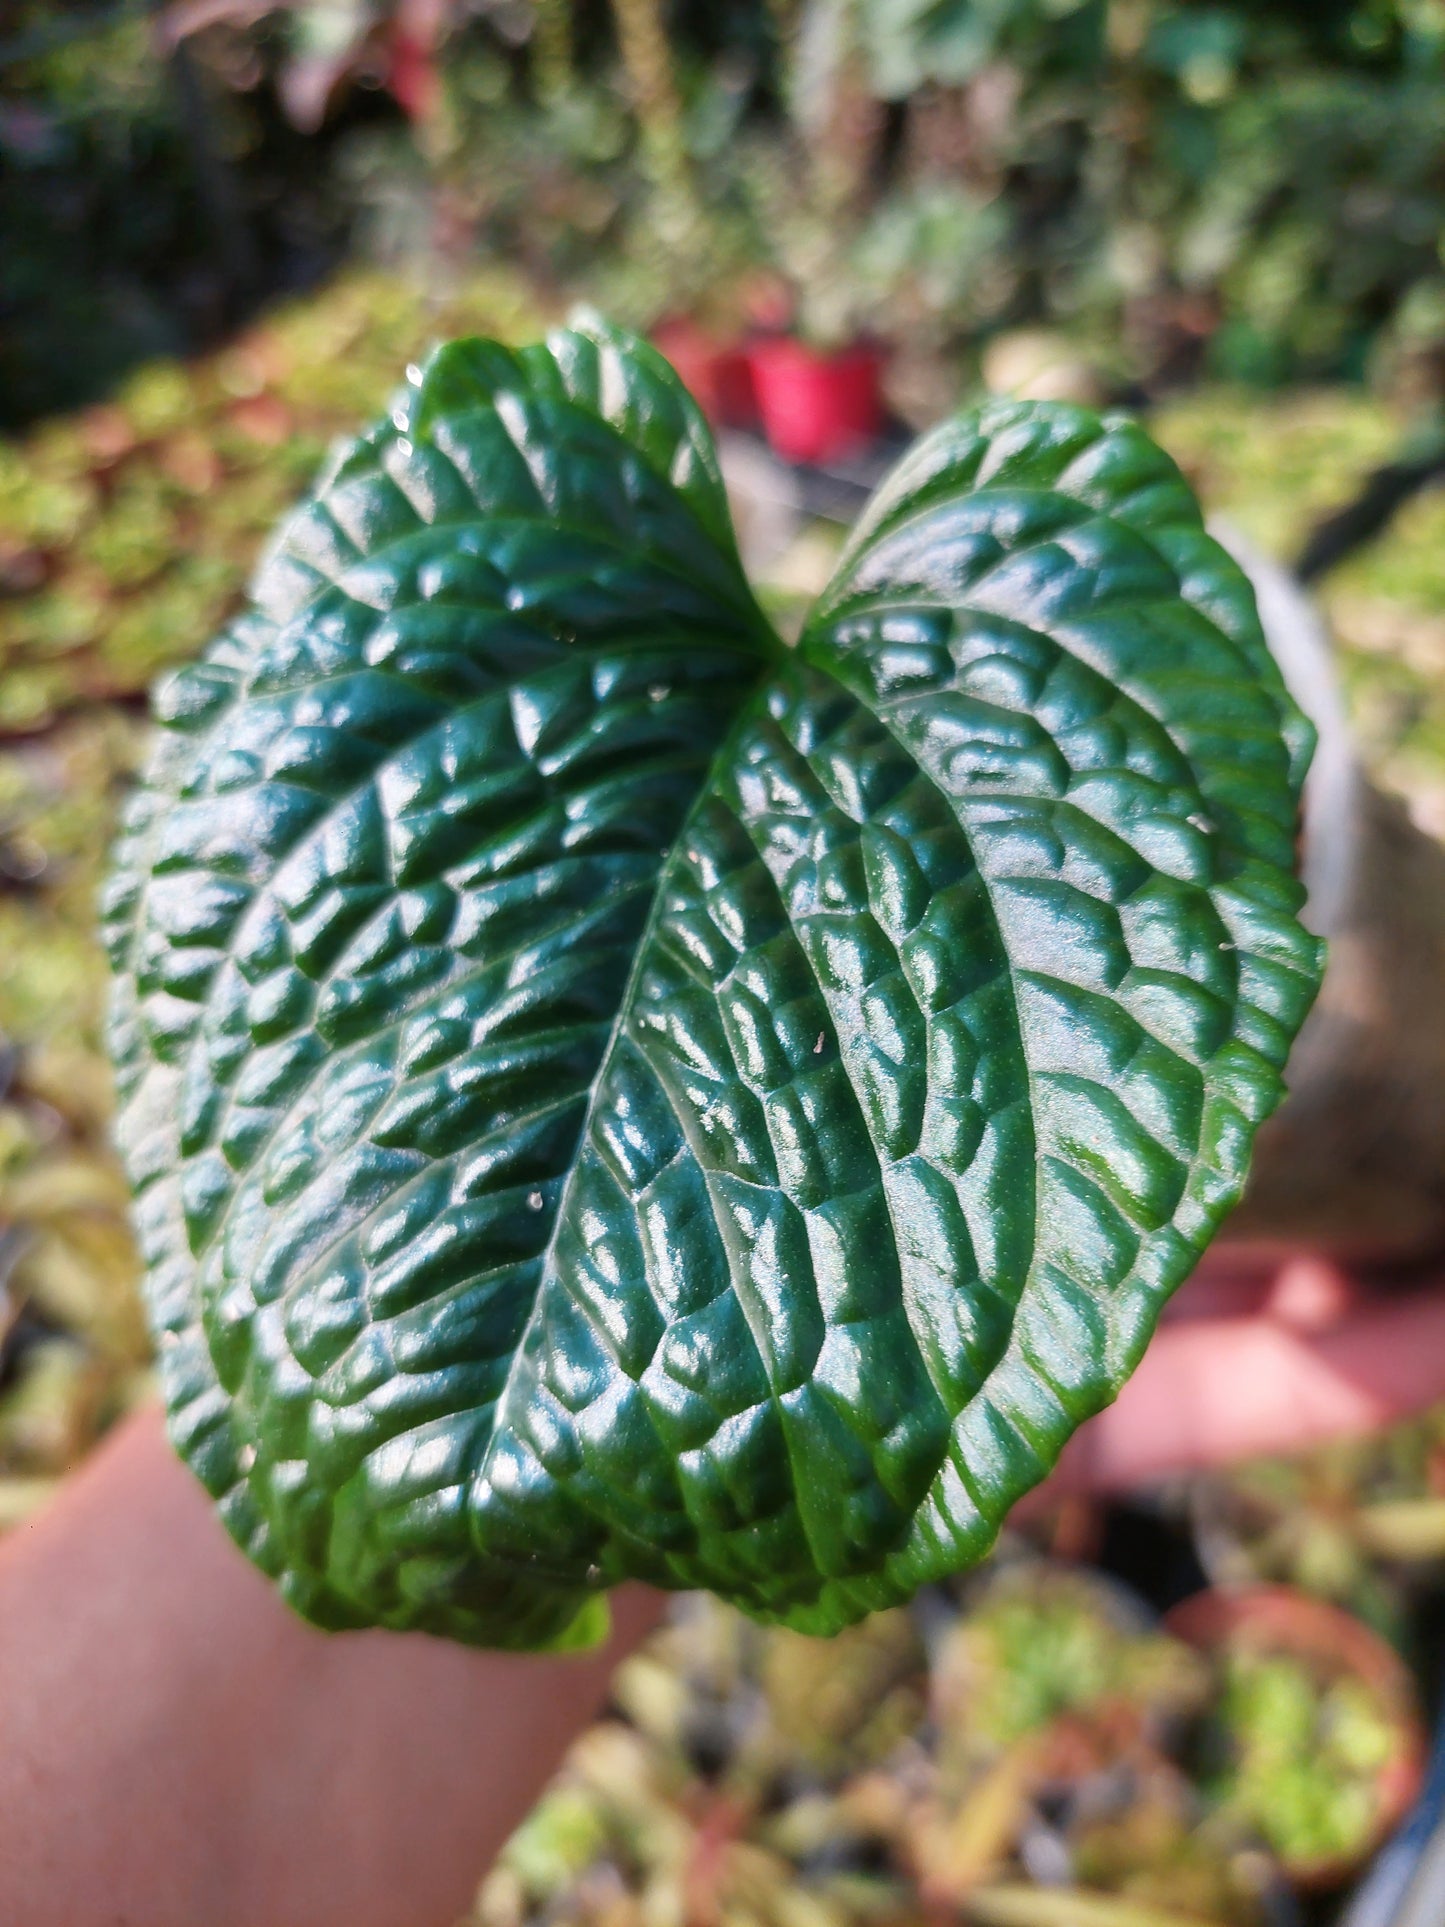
[[4, 1254, 1443, 1927], [0, 1408, 665, 1927]]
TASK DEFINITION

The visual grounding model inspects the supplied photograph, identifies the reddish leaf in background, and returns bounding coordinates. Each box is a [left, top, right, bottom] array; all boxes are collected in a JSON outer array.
[[386, 22, 438, 122], [387, 0, 448, 123]]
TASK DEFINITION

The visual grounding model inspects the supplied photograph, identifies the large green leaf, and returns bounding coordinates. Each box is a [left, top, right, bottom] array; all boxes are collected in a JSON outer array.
[[106, 319, 1323, 1649]]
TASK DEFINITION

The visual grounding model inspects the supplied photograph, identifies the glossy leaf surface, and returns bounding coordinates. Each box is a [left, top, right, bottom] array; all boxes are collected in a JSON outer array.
[[106, 320, 1323, 1648]]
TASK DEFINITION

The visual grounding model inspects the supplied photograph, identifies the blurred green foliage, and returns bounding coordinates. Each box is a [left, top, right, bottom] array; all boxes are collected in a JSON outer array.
[[0, 266, 541, 735], [6, 0, 1445, 422], [933, 1569, 1201, 1759], [840, 0, 1445, 384], [1210, 1650, 1397, 1870], [466, 1568, 1415, 1926], [0, 8, 207, 417], [0, 0, 389, 427], [319, 0, 1445, 387]]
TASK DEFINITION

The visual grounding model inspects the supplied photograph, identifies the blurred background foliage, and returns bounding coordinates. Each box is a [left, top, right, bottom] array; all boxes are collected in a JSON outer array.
[[458, 1557, 1435, 1927], [4, 0, 1445, 424], [5, 3, 1445, 1921]]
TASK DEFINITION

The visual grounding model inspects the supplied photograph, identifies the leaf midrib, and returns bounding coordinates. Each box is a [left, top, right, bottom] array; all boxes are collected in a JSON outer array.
[[471, 635, 1052, 1587], [468, 677, 781, 1528]]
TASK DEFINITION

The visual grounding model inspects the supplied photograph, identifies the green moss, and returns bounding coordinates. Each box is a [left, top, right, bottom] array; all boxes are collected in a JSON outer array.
[[1211, 1650, 1399, 1869]]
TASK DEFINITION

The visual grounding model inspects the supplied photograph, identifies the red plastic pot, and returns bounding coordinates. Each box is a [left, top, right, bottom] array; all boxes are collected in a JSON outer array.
[[650, 319, 756, 430], [747, 335, 884, 465]]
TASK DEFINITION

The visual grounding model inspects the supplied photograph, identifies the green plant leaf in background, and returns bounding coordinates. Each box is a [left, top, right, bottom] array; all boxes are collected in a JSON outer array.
[[104, 317, 1323, 1650]]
